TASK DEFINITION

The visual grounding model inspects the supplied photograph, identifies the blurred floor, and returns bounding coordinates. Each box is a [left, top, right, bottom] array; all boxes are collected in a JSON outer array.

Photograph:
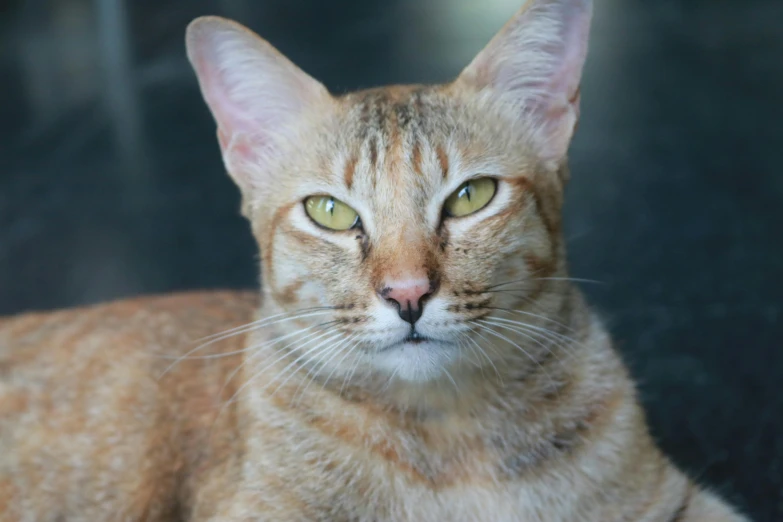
[[1, 0, 781, 519]]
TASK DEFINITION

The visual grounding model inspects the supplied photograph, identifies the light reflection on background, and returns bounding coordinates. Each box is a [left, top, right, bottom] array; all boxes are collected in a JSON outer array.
[[395, 0, 524, 77]]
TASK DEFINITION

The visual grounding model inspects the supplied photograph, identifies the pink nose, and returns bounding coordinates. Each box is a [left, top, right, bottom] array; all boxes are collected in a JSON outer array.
[[379, 278, 437, 325]]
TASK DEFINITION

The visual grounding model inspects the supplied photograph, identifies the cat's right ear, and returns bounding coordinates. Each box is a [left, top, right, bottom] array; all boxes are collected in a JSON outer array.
[[186, 17, 331, 198]]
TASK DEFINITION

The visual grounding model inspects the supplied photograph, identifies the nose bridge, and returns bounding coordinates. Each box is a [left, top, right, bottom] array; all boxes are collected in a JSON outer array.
[[372, 228, 440, 325], [386, 243, 428, 283], [372, 226, 432, 287]]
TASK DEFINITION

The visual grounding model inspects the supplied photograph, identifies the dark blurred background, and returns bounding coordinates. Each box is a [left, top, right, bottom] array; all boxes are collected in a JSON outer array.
[[1, 0, 781, 518]]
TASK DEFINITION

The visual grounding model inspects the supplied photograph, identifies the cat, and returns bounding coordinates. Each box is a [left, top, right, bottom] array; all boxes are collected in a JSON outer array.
[[0, 0, 750, 520]]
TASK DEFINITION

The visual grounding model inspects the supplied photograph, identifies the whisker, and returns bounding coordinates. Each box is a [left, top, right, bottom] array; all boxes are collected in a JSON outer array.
[[381, 361, 402, 393], [467, 326, 505, 378], [484, 316, 582, 353], [340, 341, 367, 396], [482, 276, 602, 292], [291, 333, 355, 403], [206, 324, 340, 446], [455, 336, 483, 370], [466, 288, 575, 312], [477, 288, 574, 296], [486, 306, 575, 332], [225, 329, 344, 408], [441, 366, 460, 394], [479, 317, 576, 359], [478, 319, 556, 358], [321, 335, 363, 390], [471, 321, 553, 383], [461, 331, 503, 383], [263, 332, 349, 400], [192, 309, 334, 348], [157, 309, 334, 378], [216, 322, 339, 400], [294, 334, 361, 406], [533, 276, 604, 285], [193, 306, 336, 343], [483, 278, 537, 291], [168, 318, 337, 362]]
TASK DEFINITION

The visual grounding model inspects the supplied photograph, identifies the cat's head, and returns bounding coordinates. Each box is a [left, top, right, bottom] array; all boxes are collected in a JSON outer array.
[[186, 0, 592, 385]]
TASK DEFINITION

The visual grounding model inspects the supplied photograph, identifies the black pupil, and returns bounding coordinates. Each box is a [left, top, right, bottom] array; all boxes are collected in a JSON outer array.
[[326, 198, 335, 215], [459, 182, 473, 202]]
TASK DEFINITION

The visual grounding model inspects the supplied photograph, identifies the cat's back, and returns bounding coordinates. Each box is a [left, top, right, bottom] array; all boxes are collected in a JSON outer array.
[[0, 290, 258, 395], [0, 290, 257, 520]]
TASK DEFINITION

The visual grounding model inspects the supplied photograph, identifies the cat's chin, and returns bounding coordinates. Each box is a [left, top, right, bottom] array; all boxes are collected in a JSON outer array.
[[372, 339, 458, 383]]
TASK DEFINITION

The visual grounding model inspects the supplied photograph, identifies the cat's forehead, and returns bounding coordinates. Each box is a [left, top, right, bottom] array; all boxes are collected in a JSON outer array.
[[329, 85, 522, 179], [324, 85, 478, 195], [319, 86, 464, 216], [300, 83, 535, 229], [340, 85, 455, 141]]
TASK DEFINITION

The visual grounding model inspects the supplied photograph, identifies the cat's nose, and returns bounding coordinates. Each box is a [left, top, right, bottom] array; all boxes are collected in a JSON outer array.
[[379, 277, 438, 325]]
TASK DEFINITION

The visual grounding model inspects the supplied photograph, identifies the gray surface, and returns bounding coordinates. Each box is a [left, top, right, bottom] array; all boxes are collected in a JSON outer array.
[[1, 0, 781, 519]]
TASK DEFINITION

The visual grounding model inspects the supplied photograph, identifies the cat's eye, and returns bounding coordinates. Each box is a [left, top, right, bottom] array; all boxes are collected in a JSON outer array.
[[443, 178, 497, 218], [304, 195, 360, 231]]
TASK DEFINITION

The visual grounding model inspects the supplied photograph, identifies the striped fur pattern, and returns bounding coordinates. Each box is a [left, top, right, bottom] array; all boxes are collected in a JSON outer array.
[[0, 1, 748, 520]]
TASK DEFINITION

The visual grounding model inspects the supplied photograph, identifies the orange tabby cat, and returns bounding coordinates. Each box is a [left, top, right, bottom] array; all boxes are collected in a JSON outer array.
[[0, 0, 749, 520]]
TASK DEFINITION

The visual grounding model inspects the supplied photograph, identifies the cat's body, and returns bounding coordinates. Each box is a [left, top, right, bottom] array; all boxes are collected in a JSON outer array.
[[0, 292, 255, 521], [0, 1, 749, 520], [0, 291, 742, 521]]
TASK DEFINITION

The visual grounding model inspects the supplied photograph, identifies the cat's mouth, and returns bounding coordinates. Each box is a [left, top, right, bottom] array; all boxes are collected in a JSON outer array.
[[404, 331, 428, 344], [380, 331, 440, 352]]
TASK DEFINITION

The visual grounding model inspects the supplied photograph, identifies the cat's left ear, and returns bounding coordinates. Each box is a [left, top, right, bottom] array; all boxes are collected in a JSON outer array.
[[186, 16, 332, 199], [456, 0, 593, 165]]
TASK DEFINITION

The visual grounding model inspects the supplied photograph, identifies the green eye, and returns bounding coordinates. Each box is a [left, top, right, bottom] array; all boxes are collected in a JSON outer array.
[[304, 195, 360, 231], [443, 178, 497, 218]]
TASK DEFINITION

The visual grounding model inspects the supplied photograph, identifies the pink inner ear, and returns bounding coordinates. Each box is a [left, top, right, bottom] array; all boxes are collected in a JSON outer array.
[[217, 127, 262, 163], [186, 17, 332, 191], [220, 132, 271, 187], [196, 48, 274, 141], [187, 18, 329, 148], [549, 2, 591, 103]]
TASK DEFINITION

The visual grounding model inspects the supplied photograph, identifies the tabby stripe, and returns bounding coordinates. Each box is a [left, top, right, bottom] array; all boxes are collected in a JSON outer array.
[[411, 141, 423, 177], [343, 155, 357, 189], [367, 136, 378, 168], [436, 144, 449, 178], [508, 176, 559, 237], [498, 386, 625, 480]]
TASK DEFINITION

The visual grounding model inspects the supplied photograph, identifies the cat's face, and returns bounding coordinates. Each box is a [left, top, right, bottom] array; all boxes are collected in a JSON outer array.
[[246, 86, 561, 382], [187, 0, 592, 383]]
